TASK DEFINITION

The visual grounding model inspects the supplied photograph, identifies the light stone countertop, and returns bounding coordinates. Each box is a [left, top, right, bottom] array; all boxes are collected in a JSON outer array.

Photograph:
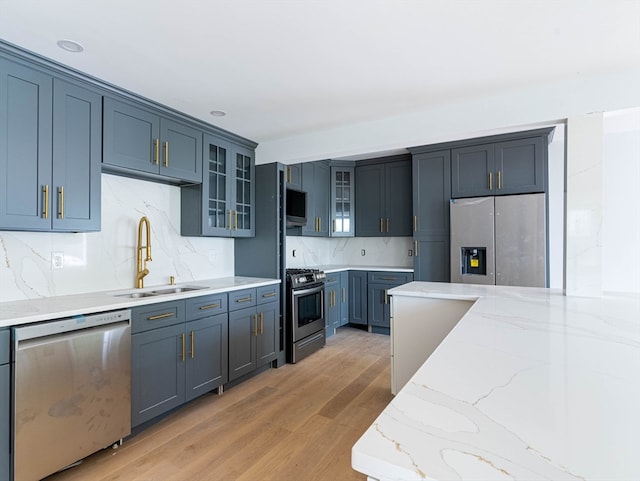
[[317, 265, 413, 274], [352, 281, 640, 481], [0, 276, 280, 328]]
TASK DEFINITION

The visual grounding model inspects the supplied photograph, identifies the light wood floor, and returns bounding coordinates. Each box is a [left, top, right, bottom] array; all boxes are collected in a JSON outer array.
[[45, 327, 393, 481]]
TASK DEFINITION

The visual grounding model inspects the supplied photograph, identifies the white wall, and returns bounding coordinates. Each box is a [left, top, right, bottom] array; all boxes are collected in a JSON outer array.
[[0, 174, 235, 302]]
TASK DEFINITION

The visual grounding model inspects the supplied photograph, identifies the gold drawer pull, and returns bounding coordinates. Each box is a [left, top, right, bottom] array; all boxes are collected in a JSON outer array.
[[498, 170, 502, 189], [180, 333, 185, 361], [199, 303, 221, 310], [164, 141, 169, 167], [262, 292, 277, 298], [236, 296, 253, 303], [147, 312, 174, 321], [58, 186, 64, 219], [489, 171, 493, 190], [253, 313, 258, 336], [42, 184, 49, 219], [260, 312, 264, 334], [379, 276, 398, 281], [190, 331, 195, 359], [154, 139, 159, 165]]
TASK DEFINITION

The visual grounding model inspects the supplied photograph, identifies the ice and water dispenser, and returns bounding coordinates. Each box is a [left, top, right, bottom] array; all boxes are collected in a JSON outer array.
[[461, 247, 486, 276]]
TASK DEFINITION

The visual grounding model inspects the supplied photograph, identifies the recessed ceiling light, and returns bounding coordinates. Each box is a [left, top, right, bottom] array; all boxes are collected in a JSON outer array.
[[56, 39, 84, 53], [210, 110, 226, 117]]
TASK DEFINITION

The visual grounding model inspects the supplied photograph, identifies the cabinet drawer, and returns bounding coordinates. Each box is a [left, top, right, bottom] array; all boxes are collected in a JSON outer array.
[[325, 273, 341, 285], [186, 293, 228, 320], [132, 300, 185, 333], [367, 271, 413, 285], [0, 329, 9, 365], [228, 288, 256, 311], [257, 285, 280, 305]]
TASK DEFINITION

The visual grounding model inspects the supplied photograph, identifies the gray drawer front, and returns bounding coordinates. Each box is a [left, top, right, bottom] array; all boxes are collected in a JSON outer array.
[[132, 300, 185, 333], [256, 285, 280, 305], [0, 329, 9, 365], [228, 288, 256, 311], [186, 293, 228, 320], [367, 271, 413, 285], [324, 273, 341, 285]]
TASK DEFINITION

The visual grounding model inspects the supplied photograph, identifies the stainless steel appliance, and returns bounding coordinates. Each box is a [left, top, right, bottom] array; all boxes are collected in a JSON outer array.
[[450, 193, 547, 287], [12, 310, 131, 481], [286, 268, 326, 363]]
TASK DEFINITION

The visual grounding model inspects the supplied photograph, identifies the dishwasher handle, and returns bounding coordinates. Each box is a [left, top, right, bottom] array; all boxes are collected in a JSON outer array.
[[13, 309, 131, 342]]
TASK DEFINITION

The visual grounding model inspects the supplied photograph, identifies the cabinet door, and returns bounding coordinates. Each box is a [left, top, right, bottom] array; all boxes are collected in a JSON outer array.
[[339, 271, 349, 326], [160, 117, 202, 183], [300, 161, 329, 236], [131, 324, 186, 427], [257, 302, 278, 365], [202, 134, 232, 236], [300, 162, 316, 236], [348, 271, 368, 325], [228, 305, 257, 381], [451, 144, 494, 198], [185, 313, 228, 402], [385, 160, 412, 236], [414, 236, 450, 282], [285, 164, 302, 189], [368, 284, 391, 328], [103, 97, 159, 175], [330, 166, 355, 237], [232, 145, 255, 237], [325, 276, 340, 336], [0, 58, 52, 230], [494, 137, 546, 194], [355, 164, 385, 236], [0, 363, 7, 481], [52, 79, 102, 232]]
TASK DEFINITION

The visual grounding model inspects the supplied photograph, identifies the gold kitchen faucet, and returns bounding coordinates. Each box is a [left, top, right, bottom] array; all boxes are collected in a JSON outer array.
[[136, 216, 152, 288]]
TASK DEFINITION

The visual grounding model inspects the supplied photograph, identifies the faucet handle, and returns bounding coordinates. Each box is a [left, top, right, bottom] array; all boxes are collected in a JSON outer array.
[[169, 275, 175, 285]]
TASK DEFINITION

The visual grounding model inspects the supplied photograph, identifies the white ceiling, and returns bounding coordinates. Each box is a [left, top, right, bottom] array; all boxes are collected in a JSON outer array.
[[0, 0, 638, 145]]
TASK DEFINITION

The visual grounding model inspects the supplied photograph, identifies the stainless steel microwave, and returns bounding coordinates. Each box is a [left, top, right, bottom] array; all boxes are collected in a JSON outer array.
[[286, 188, 307, 227]]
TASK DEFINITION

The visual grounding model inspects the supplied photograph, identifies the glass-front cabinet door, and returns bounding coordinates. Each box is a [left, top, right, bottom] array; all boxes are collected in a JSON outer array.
[[330, 165, 355, 237], [206, 139, 229, 234], [233, 147, 254, 237]]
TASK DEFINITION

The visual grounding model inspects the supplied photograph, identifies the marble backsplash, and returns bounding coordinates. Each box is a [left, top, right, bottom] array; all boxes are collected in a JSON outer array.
[[286, 235, 413, 269], [0, 174, 235, 302]]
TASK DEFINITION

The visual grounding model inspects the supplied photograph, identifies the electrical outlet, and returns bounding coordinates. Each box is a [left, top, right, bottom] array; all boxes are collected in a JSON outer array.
[[51, 252, 64, 269], [408, 249, 413, 257], [361, 249, 366, 256], [292, 249, 297, 257]]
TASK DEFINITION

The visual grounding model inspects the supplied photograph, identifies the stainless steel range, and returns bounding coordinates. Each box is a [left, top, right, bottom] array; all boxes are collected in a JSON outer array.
[[286, 268, 326, 363]]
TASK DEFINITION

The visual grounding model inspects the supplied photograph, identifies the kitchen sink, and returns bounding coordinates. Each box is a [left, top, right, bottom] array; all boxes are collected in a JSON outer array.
[[112, 285, 207, 298]]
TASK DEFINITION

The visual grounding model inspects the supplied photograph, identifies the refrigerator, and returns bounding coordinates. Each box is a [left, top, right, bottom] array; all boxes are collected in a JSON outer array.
[[450, 193, 547, 287]]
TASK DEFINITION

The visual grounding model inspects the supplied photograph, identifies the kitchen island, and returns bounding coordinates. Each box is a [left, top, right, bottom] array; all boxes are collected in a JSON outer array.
[[352, 282, 640, 481]]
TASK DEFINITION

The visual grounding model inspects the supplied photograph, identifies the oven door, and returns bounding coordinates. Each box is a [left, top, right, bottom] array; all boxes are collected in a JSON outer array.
[[291, 284, 325, 342]]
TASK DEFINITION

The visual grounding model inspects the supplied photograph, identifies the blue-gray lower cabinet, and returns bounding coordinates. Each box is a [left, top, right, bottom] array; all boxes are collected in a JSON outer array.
[[228, 287, 279, 381], [339, 271, 349, 326], [324, 273, 341, 337], [349, 271, 368, 326], [131, 296, 229, 427], [1, 329, 9, 481], [367, 272, 414, 330]]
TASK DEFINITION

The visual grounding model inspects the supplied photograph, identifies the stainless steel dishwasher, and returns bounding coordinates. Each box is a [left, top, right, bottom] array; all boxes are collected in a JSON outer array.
[[12, 309, 131, 481]]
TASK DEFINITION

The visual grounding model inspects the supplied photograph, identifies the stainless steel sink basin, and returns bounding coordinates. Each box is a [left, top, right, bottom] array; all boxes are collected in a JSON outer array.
[[112, 285, 207, 298]]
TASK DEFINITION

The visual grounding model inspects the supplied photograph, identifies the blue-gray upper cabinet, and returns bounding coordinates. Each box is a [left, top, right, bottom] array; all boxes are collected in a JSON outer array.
[[103, 97, 202, 184], [301, 161, 330, 236], [412, 150, 451, 282], [451, 136, 546, 198], [330, 165, 355, 237], [180, 134, 255, 237], [285, 164, 302, 189], [0, 59, 101, 232], [355, 158, 412, 237]]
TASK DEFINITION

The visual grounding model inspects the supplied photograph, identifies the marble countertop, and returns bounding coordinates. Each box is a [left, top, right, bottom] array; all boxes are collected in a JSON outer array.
[[0, 276, 280, 328], [317, 265, 413, 273], [352, 282, 640, 481]]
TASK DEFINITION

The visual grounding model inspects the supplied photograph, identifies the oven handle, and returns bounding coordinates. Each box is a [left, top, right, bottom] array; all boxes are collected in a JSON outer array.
[[291, 285, 325, 297]]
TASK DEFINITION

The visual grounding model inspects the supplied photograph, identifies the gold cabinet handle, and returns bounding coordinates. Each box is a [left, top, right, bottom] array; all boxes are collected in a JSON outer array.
[[498, 170, 502, 189], [413, 215, 417, 232], [489, 171, 493, 190], [163, 141, 169, 167], [286, 166, 291, 183], [228, 210, 232, 230], [236, 295, 253, 303], [379, 276, 398, 281], [380, 218, 384, 233], [58, 186, 64, 220], [181, 333, 186, 361], [147, 312, 174, 321], [342, 287, 346, 303], [414, 239, 419, 257], [260, 312, 264, 334], [190, 330, 195, 358], [234, 210, 238, 230], [262, 292, 277, 299], [318, 217, 321, 232], [253, 313, 258, 336], [384, 289, 388, 304], [154, 139, 159, 165], [42, 185, 49, 219], [386, 217, 390, 233], [199, 303, 221, 310]]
